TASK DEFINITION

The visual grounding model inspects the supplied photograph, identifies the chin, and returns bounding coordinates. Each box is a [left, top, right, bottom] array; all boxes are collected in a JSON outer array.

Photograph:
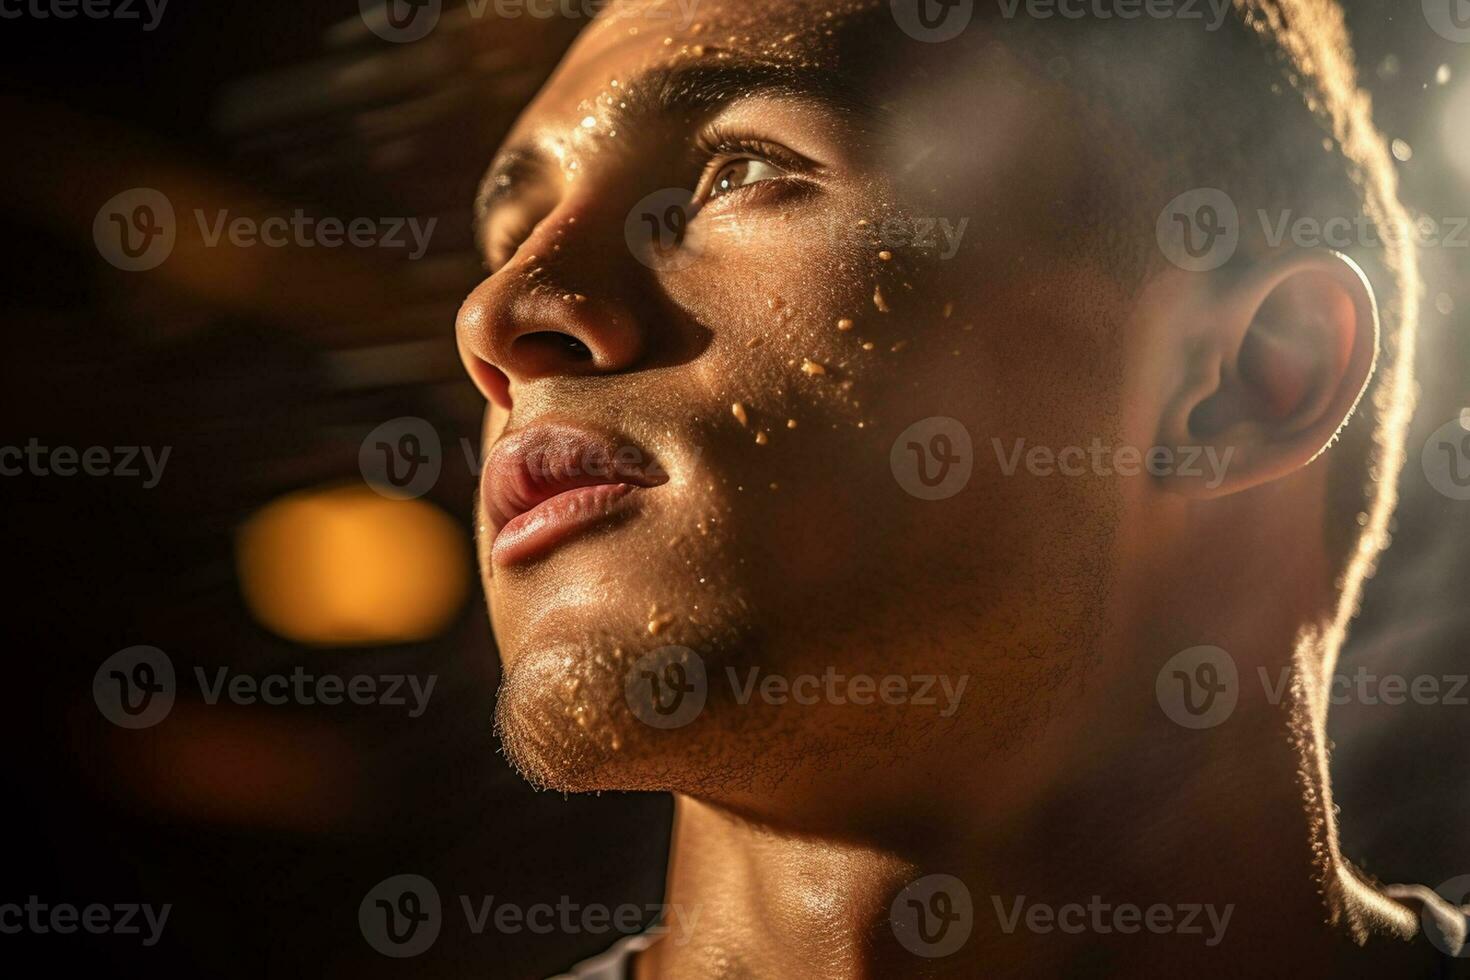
[[489, 602, 751, 795]]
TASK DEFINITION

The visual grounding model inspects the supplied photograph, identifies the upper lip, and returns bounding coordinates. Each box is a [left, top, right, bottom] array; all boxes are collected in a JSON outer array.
[[482, 420, 668, 537]]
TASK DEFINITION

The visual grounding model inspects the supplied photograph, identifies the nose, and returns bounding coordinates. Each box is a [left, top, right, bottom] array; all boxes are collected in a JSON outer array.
[[456, 206, 646, 411]]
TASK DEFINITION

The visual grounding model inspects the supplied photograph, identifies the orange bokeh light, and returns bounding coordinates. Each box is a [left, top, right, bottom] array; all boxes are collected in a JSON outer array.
[[237, 484, 471, 646]]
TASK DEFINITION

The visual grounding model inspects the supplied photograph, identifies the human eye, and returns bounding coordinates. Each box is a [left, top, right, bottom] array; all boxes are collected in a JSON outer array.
[[693, 130, 815, 207]]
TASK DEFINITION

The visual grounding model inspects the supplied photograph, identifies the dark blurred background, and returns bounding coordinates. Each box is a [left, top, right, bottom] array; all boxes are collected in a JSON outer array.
[[0, 0, 1465, 976]]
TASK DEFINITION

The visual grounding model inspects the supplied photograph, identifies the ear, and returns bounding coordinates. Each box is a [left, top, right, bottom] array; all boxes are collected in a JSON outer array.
[[1157, 250, 1379, 498]]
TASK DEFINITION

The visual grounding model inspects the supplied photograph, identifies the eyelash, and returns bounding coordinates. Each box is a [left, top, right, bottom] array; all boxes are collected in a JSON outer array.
[[694, 130, 810, 202]]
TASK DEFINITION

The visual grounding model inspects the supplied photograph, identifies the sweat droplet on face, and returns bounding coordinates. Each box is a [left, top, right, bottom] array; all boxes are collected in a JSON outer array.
[[874, 287, 890, 313]]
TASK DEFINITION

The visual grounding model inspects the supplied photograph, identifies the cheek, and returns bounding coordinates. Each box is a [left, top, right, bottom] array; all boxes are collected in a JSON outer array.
[[653, 190, 941, 423], [637, 211, 968, 595]]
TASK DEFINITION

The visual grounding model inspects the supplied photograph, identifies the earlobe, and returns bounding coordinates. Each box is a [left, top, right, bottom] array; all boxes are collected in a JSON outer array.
[[1159, 250, 1379, 498]]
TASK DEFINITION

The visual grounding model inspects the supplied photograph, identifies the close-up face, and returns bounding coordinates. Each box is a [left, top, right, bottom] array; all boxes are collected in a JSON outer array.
[[16, 0, 1470, 974], [457, 0, 1143, 807]]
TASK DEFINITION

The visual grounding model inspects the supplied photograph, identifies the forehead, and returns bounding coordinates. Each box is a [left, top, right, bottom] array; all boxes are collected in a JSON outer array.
[[514, 0, 884, 126], [483, 0, 1104, 254]]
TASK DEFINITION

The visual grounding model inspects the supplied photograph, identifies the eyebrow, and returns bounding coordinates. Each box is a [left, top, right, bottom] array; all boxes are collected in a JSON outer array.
[[473, 59, 871, 230]]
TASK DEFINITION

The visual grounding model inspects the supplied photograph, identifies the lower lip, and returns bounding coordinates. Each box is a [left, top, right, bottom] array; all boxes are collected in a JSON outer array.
[[491, 483, 644, 567]]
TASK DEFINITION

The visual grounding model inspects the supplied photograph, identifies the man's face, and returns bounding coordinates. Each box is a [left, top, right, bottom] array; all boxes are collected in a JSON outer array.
[[457, 0, 1137, 808]]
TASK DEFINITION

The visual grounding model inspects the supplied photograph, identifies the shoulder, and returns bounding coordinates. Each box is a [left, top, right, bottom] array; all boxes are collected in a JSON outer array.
[[547, 932, 658, 980], [1379, 881, 1468, 959], [1326, 864, 1469, 974]]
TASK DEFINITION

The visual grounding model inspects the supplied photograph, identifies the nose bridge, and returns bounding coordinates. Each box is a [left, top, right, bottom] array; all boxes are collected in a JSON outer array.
[[520, 187, 641, 301], [456, 190, 648, 404]]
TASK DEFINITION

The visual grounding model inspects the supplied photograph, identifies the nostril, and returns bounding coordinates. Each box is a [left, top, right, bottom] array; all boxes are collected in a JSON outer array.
[[516, 331, 595, 365], [471, 359, 512, 411]]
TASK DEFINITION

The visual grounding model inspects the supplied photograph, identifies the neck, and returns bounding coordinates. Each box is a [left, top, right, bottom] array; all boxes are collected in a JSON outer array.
[[639, 665, 1367, 978], [636, 507, 1425, 977]]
